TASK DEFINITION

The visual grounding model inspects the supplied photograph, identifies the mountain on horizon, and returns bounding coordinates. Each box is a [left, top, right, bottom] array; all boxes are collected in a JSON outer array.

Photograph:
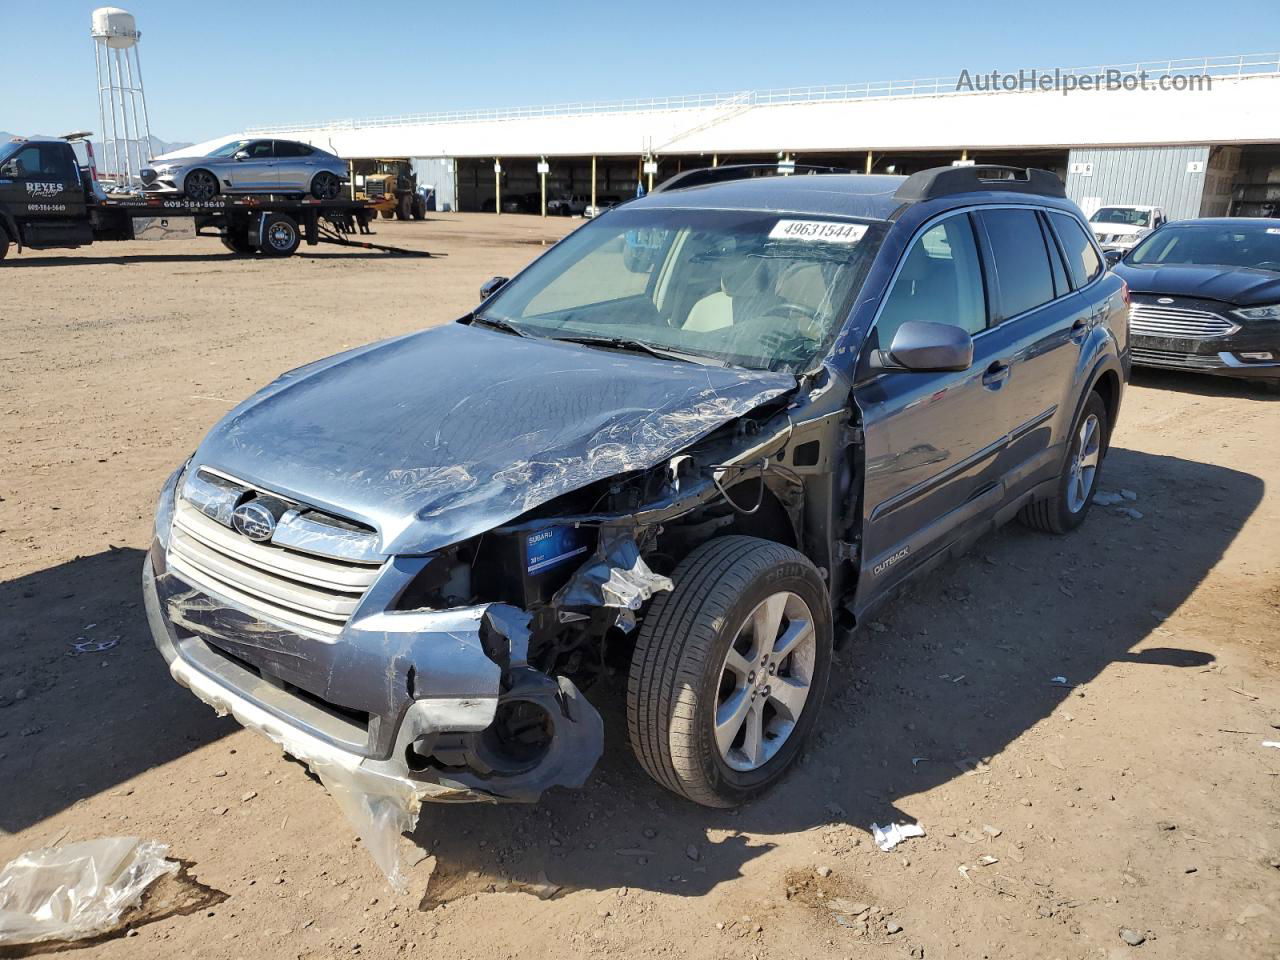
[[1, 131, 195, 163]]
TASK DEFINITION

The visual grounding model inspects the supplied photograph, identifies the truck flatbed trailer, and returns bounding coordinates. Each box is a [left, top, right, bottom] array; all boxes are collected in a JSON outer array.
[[0, 136, 433, 261]]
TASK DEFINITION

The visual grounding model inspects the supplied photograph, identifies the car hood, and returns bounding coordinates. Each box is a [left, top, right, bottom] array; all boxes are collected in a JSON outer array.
[[1090, 223, 1147, 236], [1113, 263, 1280, 306], [192, 323, 796, 556]]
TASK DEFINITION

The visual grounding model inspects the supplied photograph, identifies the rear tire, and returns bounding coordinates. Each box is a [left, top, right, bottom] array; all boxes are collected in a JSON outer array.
[[0, 230, 9, 261], [411, 196, 427, 220], [1020, 391, 1109, 534], [258, 213, 300, 257], [221, 231, 255, 255], [380, 207, 396, 220], [627, 536, 832, 807], [183, 169, 219, 202], [396, 195, 413, 220], [310, 171, 342, 201]]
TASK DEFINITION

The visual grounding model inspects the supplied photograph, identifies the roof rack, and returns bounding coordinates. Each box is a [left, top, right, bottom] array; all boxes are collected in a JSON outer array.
[[893, 165, 1065, 202], [652, 163, 851, 194]]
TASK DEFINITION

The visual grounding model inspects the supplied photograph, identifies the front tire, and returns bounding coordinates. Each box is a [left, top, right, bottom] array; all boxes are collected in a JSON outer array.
[[0, 230, 9, 261], [311, 171, 342, 201], [183, 169, 219, 202], [628, 536, 832, 807], [396, 195, 413, 220], [1020, 391, 1109, 534], [411, 196, 427, 220]]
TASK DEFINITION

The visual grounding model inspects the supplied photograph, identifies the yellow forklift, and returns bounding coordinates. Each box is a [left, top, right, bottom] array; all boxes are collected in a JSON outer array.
[[348, 159, 427, 220]]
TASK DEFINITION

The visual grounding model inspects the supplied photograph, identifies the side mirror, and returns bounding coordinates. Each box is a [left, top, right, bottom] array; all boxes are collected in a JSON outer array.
[[1103, 250, 1124, 268], [479, 276, 509, 300], [233, 150, 251, 161], [884, 320, 974, 372], [0, 160, 18, 178]]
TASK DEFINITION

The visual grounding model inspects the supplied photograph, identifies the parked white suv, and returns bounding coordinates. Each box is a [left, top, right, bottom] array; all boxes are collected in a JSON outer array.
[[1089, 204, 1166, 254]]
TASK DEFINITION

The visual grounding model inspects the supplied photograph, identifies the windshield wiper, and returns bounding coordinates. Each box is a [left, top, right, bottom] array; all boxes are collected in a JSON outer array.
[[468, 314, 533, 338], [550, 334, 725, 366]]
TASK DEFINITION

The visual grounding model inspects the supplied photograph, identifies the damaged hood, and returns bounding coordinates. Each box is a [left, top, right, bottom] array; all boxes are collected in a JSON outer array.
[[194, 322, 795, 555]]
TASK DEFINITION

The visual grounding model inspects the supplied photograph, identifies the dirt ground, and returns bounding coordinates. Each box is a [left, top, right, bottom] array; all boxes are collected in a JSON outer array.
[[2, 215, 1278, 960]]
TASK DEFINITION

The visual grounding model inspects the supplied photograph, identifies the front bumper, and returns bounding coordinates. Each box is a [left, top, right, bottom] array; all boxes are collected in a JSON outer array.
[[1129, 295, 1280, 382], [145, 506, 603, 804]]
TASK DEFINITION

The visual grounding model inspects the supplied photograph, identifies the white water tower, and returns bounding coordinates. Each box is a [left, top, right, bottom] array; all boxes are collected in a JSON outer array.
[[91, 7, 153, 191]]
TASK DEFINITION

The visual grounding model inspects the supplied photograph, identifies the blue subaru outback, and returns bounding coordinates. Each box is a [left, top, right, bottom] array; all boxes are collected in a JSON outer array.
[[146, 164, 1129, 811]]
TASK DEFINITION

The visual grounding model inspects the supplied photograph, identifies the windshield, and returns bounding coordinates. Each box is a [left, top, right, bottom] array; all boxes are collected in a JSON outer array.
[[1127, 222, 1280, 271], [206, 140, 251, 158], [1091, 207, 1151, 227], [475, 208, 887, 373]]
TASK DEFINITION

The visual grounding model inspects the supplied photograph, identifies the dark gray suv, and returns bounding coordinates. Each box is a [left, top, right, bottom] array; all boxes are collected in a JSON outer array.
[[145, 165, 1129, 810]]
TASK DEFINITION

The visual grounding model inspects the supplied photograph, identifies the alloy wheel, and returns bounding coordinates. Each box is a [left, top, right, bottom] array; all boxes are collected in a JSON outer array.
[[185, 171, 217, 202], [714, 591, 817, 772], [1066, 413, 1101, 513]]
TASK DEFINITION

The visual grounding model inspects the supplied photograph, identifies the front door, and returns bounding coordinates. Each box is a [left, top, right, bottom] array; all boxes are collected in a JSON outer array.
[[0, 140, 86, 223], [224, 139, 277, 192], [852, 211, 1013, 608]]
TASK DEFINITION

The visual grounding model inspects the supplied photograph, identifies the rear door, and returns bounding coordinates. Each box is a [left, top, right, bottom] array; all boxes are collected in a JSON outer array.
[[273, 141, 317, 193], [853, 211, 1015, 605], [970, 207, 1085, 497], [0, 141, 86, 221]]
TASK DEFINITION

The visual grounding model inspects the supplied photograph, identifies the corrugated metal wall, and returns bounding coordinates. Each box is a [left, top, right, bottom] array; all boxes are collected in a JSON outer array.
[[411, 157, 456, 211], [1064, 145, 1210, 221]]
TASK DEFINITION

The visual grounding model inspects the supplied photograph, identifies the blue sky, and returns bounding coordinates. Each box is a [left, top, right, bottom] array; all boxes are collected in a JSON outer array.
[[6, 1, 1277, 142]]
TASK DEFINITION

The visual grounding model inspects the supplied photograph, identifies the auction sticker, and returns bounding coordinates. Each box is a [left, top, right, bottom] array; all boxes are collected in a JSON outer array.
[[769, 219, 867, 243]]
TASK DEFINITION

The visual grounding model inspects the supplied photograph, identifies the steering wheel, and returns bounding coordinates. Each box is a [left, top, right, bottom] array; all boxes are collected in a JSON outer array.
[[760, 301, 823, 341]]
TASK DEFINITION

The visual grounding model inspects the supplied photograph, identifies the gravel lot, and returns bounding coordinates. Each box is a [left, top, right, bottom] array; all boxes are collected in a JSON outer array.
[[2, 215, 1278, 959]]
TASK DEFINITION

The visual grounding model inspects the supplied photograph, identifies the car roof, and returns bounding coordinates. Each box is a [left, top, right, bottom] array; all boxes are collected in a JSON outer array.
[[631, 173, 908, 221]]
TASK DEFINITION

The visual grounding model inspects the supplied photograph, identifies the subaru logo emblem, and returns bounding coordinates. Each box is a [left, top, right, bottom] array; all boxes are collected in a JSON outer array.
[[1157, 297, 1174, 304], [231, 501, 277, 542]]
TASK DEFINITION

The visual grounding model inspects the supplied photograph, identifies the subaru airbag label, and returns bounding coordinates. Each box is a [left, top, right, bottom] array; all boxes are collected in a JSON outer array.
[[526, 526, 589, 574]]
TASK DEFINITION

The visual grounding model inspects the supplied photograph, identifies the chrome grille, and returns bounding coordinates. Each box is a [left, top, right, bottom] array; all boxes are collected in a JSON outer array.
[[167, 499, 383, 639], [1130, 302, 1239, 339], [1131, 347, 1226, 370]]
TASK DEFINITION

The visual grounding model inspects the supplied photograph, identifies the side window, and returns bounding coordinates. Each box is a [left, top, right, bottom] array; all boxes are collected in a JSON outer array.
[[275, 141, 313, 158], [247, 140, 274, 158], [876, 214, 987, 346], [1041, 213, 1070, 296], [977, 209, 1056, 319], [3, 144, 75, 181], [1048, 212, 1102, 288]]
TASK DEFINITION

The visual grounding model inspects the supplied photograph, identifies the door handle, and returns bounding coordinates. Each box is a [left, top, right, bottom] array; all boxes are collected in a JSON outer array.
[[982, 361, 1011, 388]]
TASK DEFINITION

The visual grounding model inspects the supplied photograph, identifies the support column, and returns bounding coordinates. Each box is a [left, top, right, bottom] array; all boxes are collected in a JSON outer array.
[[712, 153, 718, 168], [494, 158, 501, 215], [540, 157, 547, 218], [591, 155, 597, 214], [865, 150, 873, 174]]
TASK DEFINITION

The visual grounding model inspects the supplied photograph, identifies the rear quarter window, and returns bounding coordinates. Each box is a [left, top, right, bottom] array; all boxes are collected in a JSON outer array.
[[1049, 212, 1102, 288]]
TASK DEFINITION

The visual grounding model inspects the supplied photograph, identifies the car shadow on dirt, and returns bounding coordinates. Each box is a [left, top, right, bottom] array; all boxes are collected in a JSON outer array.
[[0, 547, 236, 834], [409, 446, 1259, 903], [0, 251, 408, 268]]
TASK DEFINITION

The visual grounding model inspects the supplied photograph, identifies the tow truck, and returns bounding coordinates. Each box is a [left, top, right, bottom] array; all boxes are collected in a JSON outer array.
[[0, 134, 431, 261]]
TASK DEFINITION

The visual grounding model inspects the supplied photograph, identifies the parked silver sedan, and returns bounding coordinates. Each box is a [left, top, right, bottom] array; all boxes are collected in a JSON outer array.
[[141, 138, 348, 201]]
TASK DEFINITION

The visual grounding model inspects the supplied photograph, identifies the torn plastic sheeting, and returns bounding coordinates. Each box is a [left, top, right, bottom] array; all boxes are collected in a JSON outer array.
[[870, 822, 926, 852], [553, 527, 673, 631], [0, 838, 178, 946]]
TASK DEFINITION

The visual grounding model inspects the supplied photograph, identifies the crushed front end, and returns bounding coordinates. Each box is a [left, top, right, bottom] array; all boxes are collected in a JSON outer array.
[[143, 464, 617, 808]]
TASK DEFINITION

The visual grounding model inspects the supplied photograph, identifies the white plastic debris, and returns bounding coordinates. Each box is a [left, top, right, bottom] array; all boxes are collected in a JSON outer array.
[[1262, 741, 1280, 749], [1093, 492, 1123, 506], [0, 837, 178, 946], [870, 822, 926, 852], [1049, 676, 1069, 686]]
